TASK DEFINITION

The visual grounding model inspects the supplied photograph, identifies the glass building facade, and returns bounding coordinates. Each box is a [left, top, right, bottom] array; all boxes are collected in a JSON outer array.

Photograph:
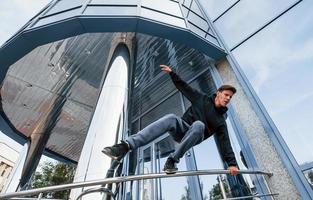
[[0, 0, 312, 199]]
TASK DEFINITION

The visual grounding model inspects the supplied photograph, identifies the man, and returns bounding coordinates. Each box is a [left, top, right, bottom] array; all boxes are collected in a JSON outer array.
[[102, 64, 239, 175]]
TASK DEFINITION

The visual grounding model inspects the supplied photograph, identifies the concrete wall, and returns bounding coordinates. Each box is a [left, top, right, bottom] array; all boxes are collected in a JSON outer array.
[[216, 59, 301, 199]]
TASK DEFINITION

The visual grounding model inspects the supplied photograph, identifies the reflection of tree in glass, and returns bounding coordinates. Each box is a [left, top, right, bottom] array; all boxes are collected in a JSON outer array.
[[31, 161, 76, 199], [180, 182, 208, 200], [209, 177, 230, 200], [180, 185, 191, 200], [308, 170, 313, 186]]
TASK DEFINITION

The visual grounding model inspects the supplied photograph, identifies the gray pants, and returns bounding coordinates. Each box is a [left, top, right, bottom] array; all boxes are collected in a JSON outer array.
[[126, 114, 205, 162]]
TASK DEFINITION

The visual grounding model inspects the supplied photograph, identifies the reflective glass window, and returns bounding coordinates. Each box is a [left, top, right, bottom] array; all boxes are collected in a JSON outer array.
[[35, 9, 80, 27], [188, 21, 206, 38], [183, 0, 192, 8], [3, 33, 115, 161], [140, 147, 153, 200], [194, 137, 230, 198], [232, 0, 313, 178], [187, 11, 209, 33], [190, 0, 205, 18], [45, 0, 84, 16], [198, 0, 238, 20], [141, 7, 186, 28], [182, 71, 216, 109], [84, 6, 137, 16], [142, 0, 182, 18], [213, 0, 297, 48], [140, 93, 182, 129], [155, 136, 188, 199], [181, 5, 189, 17], [90, 0, 138, 5], [131, 34, 213, 119], [205, 33, 220, 47], [193, 119, 253, 198]]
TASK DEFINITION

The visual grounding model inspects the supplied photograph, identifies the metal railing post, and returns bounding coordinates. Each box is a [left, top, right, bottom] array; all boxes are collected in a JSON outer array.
[[218, 175, 227, 199], [37, 193, 43, 200]]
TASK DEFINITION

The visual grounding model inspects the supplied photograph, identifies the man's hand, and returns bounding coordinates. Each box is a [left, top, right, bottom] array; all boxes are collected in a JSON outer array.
[[160, 64, 172, 73], [228, 166, 239, 176]]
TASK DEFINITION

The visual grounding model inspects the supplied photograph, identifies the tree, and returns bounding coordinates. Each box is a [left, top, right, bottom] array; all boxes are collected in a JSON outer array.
[[31, 161, 76, 199], [181, 185, 192, 200], [209, 177, 230, 200], [181, 182, 209, 200]]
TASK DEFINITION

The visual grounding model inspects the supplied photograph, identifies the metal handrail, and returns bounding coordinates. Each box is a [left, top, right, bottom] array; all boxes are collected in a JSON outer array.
[[0, 169, 272, 199], [224, 193, 279, 200], [10, 197, 64, 200], [9, 198, 64, 200]]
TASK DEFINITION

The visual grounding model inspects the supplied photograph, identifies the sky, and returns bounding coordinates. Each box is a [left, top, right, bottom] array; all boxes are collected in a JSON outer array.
[[0, 0, 51, 46]]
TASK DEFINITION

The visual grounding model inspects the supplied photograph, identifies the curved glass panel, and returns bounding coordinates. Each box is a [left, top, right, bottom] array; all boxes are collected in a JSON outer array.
[[90, 0, 138, 4], [142, 0, 182, 17], [84, 5, 137, 15], [45, 0, 84, 16], [141, 7, 186, 28], [131, 33, 213, 120], [214, 0, 296, 48], [198, 0, 238, 20]]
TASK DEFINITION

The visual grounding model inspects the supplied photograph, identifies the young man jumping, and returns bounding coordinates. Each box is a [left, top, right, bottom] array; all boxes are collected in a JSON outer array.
[[102, 64, 239, 175]]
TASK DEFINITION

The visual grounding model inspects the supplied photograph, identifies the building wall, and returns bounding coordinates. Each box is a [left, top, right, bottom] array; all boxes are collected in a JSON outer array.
[[0, 143, 18, 192]]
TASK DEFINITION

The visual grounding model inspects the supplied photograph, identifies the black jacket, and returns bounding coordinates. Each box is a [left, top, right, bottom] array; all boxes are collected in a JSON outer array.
[[170, 72, 237, 167]]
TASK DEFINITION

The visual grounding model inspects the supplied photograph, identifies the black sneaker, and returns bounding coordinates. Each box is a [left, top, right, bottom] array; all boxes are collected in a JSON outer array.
[[163, 157, 178, 174], [102, 141, 130, 160]]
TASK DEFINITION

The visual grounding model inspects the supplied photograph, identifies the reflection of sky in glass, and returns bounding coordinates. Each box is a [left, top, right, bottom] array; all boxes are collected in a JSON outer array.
[[142, 147, 152, 200], [156, 141, 188, 200], [193, 137, 223, 198], [231, 0, 313, 165], [198, 0, 238, 20], [193, 118, 254, 198], [158, 157, 188, 199], [213, 0, 296, 48]]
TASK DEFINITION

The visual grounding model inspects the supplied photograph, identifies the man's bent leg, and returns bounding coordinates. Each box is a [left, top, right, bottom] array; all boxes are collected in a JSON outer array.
[[102, 114, 185, 160], [126, 114, 185, 149], [171, 120, 205, 162]]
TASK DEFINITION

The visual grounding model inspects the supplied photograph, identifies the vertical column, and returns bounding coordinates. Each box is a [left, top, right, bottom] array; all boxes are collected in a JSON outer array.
[[70, 45, 129, 200]]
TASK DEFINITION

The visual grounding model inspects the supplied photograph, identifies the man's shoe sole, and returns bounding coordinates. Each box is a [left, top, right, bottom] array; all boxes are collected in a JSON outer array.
[[164, 168, 178, 174], [101, 148, 120, 160]]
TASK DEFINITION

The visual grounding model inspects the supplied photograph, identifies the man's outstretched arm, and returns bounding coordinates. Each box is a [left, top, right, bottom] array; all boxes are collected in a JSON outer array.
[[215, 124, 239, 176], [160, 64, 202, 103]]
